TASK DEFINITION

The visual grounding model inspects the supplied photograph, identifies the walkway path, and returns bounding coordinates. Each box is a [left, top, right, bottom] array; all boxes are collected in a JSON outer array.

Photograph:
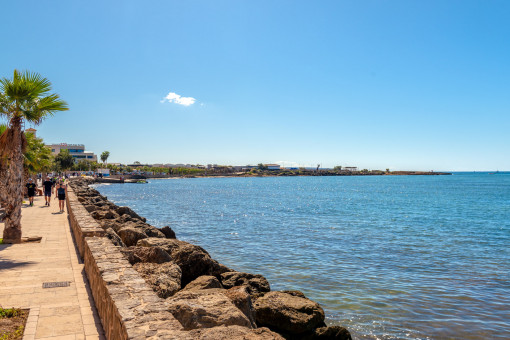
[[0, 194, 105, 340]]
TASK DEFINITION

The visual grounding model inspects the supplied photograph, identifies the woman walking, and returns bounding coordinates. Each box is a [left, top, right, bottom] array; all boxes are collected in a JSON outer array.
[[55, 181, 67, 213]]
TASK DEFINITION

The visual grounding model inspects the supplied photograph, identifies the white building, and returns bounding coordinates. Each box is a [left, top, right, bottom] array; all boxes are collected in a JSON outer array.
[[265, 164, 281, 170], [344, 167, 358, 172], [47, 143, 97, 162]]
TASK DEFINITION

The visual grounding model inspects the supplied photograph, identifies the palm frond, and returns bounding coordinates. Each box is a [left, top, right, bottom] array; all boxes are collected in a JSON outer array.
[[0, 69, 68, 124]]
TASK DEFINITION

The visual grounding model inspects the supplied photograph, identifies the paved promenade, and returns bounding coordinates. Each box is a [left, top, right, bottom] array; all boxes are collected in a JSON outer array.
[[0, 195, 105, 339]]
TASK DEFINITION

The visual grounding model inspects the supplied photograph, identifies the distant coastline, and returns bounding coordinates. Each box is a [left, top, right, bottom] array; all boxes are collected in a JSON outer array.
[[92, 170, 452, 183]]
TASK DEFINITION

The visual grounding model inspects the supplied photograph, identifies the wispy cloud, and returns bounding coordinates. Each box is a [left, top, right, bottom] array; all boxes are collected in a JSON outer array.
[[161, 91, 196, 106]]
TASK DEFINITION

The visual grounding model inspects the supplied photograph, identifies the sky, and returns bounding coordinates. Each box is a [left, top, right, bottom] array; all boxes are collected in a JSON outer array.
[[1, 0, 509, 171]]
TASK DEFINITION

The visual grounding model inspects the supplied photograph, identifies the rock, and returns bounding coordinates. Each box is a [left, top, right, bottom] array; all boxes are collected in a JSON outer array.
[[281, 290, 307, 299], [253, 291, 325, 335], [83, 204, 97, 213], [166, 289, 252, 330], [105, 227, 125, 247], [224, 286, 257, 328], [138, 238, 231, 286], [118, 227, 148, 247], [122, 221, 166, 239], [122, 246, 172, 264], [115, 206, 147, 222], [220, 271, 270, 294], [91, 209, 118, 220], [137, 237, 186, 253], [183, 275, 223, 291], [133, 262, 182, 298], [187, 325, 285, 340], [303, 326, 352, 340], [160, 226, 177, 239]]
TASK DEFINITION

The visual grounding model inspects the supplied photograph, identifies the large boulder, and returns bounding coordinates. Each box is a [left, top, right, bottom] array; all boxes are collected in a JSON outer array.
[[302, 326, 352, 340], [160, 226, 177, 239], [166, 289, 252, 330], [138, 238, 231, 286], [186, 325, 285, 340], [133, 262, 182, 298], [115, 206, 147, 222], [121, 221, 166, 238], [253, 291, 325, 335], [118, 227, 148, 247], [121, 246, 172, 264], [183, 275, 223, 291], [91, 209, 118, 220], [105, 227, 125, 247], [83, 204, 97, 213], [224, 286, 257, 328], [220, 271, 270, 294]]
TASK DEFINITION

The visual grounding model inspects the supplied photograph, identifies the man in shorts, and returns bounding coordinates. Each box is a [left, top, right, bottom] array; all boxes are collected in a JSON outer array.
[[42, 176, 54, 206], [25, 178, 37, 206]]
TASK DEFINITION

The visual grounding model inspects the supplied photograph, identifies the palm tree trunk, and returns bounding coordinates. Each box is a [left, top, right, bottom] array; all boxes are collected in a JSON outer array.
[[2, 118, 23, 243]]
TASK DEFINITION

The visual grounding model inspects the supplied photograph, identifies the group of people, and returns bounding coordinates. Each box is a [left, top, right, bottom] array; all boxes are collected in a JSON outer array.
[[25, 175, 68, 213]]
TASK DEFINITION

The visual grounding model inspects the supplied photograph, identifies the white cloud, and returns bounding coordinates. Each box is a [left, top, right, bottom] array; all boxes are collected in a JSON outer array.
[[161, 91, 196, 106]]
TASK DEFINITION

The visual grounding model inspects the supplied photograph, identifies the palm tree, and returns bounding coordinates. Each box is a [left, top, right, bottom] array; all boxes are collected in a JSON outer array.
[[100, 151, 110, 166], [0, 70, 68, 243]]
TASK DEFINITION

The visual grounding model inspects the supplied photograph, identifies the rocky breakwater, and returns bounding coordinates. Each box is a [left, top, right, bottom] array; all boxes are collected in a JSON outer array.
[[70, 178, 352, 340]]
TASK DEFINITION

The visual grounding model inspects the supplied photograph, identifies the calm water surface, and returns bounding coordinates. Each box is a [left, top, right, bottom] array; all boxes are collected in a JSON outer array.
[[94, 173, 510, 339]]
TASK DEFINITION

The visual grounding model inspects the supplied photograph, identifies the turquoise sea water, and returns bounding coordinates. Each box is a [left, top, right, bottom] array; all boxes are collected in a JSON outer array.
[[93, 173, 510, 339]]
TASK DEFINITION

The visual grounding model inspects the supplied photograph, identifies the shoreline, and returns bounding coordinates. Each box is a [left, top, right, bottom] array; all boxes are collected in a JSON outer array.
[[93, 171, 452, 184], [69, 177, 353, 339]]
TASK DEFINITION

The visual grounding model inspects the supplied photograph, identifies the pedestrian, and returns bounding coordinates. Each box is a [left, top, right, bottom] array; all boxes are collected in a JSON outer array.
[[25, 178, 37, 206], [55, 181, 67, 213], [42, 176, 54, 206]]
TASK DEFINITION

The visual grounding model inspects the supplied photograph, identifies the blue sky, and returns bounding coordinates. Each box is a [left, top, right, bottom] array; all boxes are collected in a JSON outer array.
[[2, 0, 509, 171]]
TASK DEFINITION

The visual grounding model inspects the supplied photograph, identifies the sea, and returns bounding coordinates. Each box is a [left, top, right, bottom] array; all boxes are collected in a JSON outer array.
[[93, 172, 510, 339]]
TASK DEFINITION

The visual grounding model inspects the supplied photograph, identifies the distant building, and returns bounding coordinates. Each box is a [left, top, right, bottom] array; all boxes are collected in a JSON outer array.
[[264, 164, 281, 170], [47, 143, 97, 162], [344, 167, 358, 172], [25, 128, 37, 137], [127, 163, 149, 168]]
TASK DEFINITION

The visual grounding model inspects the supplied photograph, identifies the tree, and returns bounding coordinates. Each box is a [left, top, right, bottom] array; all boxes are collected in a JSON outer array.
[[74, 159, 90, 171], [100, 151, 110, 165], [54, 149, 74, 172], [24, 131, 53, 179], [257, 163, 268, 170], [0, 70, 68, 243], [334, 166, 342, 171]]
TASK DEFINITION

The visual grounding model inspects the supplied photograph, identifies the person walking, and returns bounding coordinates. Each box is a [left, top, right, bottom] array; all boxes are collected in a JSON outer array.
[[25, 178, 37, 206], [42, 176, 54, 206], [55, 181, 67, 213]]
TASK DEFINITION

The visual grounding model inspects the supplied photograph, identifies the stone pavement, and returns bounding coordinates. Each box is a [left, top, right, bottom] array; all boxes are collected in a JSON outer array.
[[0, 195, 105, 339]]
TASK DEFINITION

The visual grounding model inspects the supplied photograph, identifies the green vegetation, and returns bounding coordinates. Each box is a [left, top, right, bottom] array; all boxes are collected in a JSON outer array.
[[54, 149, 74, 171], [24, 131, 53, 176], [0, 70, 68, 243], [100, 151, 110, 165], [0, 307, 27, 340], [0, 308, 21, 318]]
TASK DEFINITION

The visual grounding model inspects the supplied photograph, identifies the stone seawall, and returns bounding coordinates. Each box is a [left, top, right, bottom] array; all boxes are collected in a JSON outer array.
[[66, 178, 352, 339], [66, 185, 184, 339]]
